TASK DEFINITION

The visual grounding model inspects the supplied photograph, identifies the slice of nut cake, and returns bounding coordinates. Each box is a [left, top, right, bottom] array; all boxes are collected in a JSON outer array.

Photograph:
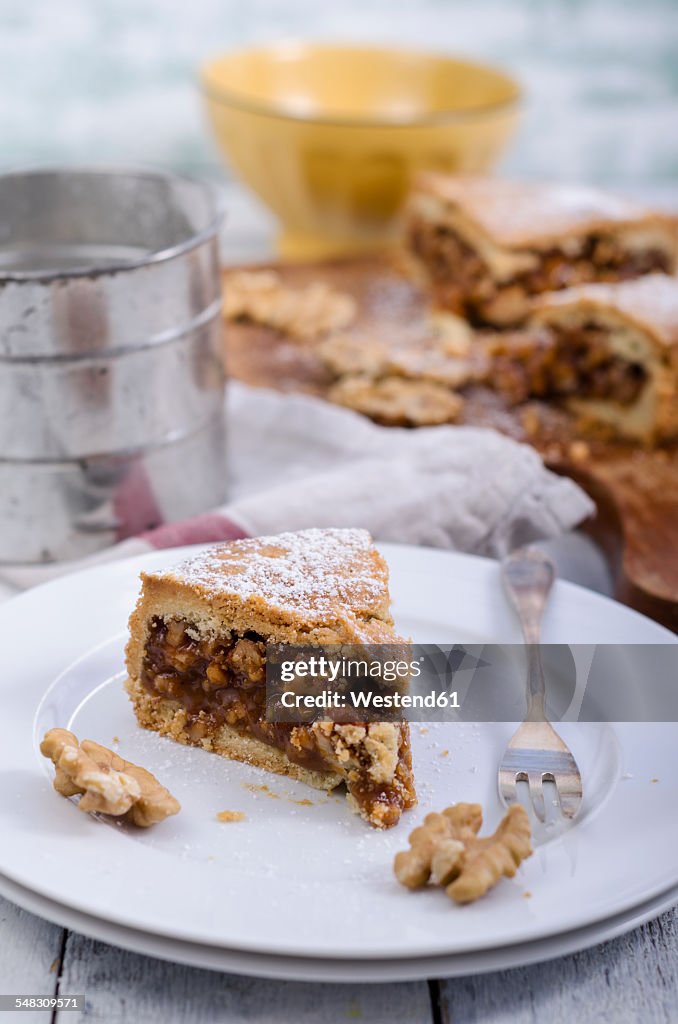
[[125, 528, 416, 829]]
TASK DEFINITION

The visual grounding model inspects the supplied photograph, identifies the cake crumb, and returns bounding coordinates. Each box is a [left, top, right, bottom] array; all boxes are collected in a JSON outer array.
[[294, 798, 314, 807], [651, 778, 659, 784], [216, 810, 246, 823], [568, 440, 591, 462], [523, 891, 533, 899], [244, 782, 280, 799], [440, 749, 449, 758]]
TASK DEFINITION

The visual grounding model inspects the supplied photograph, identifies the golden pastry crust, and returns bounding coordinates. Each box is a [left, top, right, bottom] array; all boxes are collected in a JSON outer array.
[[412, 173, 678, 252], [327, 375, 464, 426], [126, 529, 401, 682]]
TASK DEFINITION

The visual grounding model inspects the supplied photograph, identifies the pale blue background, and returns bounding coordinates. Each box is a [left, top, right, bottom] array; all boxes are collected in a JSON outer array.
[[1, 0, 677, 191]]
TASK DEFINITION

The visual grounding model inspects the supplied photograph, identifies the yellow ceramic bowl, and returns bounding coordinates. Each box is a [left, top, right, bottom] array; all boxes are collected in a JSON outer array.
[[200, 42, 521, 260]]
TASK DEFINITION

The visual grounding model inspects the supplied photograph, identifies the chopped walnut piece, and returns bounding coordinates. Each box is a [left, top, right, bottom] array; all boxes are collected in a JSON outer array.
[[445, 804, 533, 904], [328, 375, 463, 427], [40, 728, 180, 827], [394, 803, 532, 904], [426, 311, 473, 356], [312, 722, 398, 786], [223, 270, 356, 342], [394, 803, 481, 889], [227, 637, 266, 684]]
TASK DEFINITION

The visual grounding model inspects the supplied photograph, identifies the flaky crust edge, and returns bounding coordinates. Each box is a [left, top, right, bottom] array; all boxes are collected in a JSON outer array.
[[125, 551, 403, 686], [411, 172, 678, 255]]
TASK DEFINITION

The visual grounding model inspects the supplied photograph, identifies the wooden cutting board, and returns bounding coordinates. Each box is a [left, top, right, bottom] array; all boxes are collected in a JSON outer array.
[[224, 254, 678, 632]]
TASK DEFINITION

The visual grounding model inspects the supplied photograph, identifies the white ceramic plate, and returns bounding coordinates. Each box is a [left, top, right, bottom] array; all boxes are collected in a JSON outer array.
[[0, 544, 675, 960], [1, 868, 677, 982]]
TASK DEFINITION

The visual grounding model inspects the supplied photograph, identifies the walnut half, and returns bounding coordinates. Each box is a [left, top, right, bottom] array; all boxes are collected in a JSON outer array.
[[394, 802, 532, 904], [40, 728, 180, 827]]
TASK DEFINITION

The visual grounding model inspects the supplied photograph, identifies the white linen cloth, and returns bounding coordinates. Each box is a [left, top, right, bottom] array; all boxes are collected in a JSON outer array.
[[2, 382, 594, 589]]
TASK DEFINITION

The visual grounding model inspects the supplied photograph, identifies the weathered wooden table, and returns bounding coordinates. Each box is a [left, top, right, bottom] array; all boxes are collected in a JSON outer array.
[[2, 895, 678, 1023]]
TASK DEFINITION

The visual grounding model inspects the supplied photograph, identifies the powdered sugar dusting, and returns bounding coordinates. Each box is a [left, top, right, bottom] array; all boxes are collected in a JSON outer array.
[[427, 175, 666, 246], [480, 182, 654, 240], [160, 527, 387, 618], [532, 183, 642, 220], [536, 272, 678, 345]]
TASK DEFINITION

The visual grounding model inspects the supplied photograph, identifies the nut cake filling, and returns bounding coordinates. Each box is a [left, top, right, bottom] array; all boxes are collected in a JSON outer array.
[[408, 218, 671, 326], [487, 324, 648, 407], [141, 616, 416, 827]]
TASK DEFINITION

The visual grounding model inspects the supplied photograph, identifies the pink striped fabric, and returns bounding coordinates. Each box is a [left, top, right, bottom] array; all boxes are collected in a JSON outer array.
[[139, 514, 249, 549]]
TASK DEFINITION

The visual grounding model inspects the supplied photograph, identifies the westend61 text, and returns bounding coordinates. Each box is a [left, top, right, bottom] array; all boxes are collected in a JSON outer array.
[[279, 689, 460, 710]]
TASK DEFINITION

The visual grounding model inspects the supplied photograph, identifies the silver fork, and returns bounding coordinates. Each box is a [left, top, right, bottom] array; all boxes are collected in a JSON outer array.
[[498, 548, 583, 823]]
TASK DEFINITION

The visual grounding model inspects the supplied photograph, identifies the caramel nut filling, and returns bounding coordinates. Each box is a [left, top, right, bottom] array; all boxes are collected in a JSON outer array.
[[142, 617, 327, 768], [141, 616, 415, 827], [408, 218, 671, 326], [486, 325, 648, 407]]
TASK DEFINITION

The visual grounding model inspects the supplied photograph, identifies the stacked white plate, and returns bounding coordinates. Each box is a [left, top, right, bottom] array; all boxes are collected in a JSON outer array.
[[0, 544, 676, 981]]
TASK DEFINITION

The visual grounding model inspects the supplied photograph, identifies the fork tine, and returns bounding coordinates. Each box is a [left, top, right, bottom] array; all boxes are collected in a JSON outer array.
[[498, 770, 517, 808], [528, 773, 546, 822], [553, 776, 583, 819], [557, 792, 582, 819]]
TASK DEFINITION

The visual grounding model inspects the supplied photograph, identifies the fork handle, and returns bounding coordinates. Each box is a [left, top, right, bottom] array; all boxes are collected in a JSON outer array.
[[502, 548, 556, 721]]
